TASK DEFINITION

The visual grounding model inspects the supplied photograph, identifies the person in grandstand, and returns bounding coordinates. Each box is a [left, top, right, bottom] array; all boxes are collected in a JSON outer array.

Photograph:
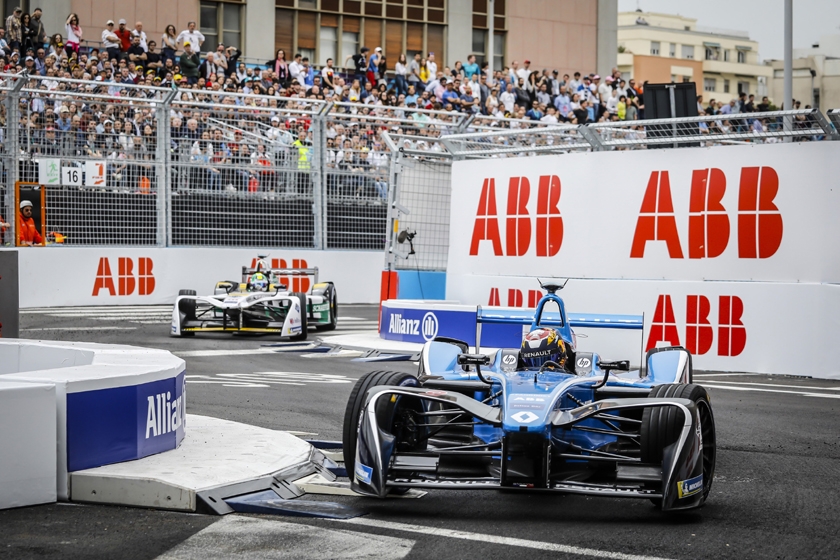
[[0, 214, 9, 244], [17, 200, 42, 246]]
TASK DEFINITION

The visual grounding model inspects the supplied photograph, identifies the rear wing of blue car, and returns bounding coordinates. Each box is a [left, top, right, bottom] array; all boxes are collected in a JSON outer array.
[[474, 296, 643, 352]]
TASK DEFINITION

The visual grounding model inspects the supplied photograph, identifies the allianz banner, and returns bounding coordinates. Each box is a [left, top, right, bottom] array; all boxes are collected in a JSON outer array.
[[448, 142, 840, 285]]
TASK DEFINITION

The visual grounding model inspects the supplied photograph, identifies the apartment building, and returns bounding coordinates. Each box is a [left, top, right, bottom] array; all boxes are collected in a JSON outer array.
[[617, 10, 770, 103], [766, 34, 840, 110], [33, 0, 617, 77]]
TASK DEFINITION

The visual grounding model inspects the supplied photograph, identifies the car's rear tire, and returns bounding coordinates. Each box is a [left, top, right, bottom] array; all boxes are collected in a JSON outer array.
[[290, 292, 308, 341], [316, 284, 338, 331], [177, 289, 196, 337], [641, 383, 716, 508], [342, 370, 420, 480]]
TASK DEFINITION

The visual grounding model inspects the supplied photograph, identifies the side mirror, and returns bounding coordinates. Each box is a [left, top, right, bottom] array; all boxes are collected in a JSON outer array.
[[457, 353, 490, 366], [456, 353, 492, 385], [591, 360, 629, 389], [598, 360, 629, 372]]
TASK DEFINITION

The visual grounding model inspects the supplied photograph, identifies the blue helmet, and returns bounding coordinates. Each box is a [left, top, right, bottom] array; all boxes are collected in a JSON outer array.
[[519, 327, 567, 369]]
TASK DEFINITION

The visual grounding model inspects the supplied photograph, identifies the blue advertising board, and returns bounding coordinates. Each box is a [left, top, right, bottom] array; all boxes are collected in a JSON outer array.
[[66, 371, 186, 472], [379, 304, 524, 347], [380, 302, 643, 349]]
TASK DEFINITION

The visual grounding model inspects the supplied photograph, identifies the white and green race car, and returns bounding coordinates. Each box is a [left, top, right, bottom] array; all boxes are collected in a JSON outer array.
[[171, 257, 337, 339]]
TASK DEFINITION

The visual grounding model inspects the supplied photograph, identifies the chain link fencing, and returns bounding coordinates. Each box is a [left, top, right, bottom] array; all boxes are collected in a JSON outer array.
[[167, 91, 326, 247], [1, 71, 836, 264], [0, 75, 14, 247], [13, 76, 166, 246]]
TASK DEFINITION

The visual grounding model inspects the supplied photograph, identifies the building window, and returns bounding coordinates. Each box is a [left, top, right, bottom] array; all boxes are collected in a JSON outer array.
[[275, 1, 450, 70], [669, 43, 676, 57], [704, 78, 716, 92], [472, 28, 486, 65], [737, 81, 749, 95], [723, 79, 730, 93], [681, 45, 694, 59], [200, 1, 243, 51], [342, 31, 359, 61], [724, 50, 730, 62], [319, 27, 337, 66], [650, 41, 660, 56], [737, 50, 746, 63], [493, 31, 505, 70], [705, 47, 719, 61]]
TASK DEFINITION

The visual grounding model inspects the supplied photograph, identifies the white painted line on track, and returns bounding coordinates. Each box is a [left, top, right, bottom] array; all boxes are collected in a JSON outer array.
[[694, 373, 765, 377], [21, 306, 173, 313], [176, 348, 282, 357], [21, 326, 138, 331], [333, 517, 674, 560], [186, 372, 353, 387], [156, 516, 414, 560], [703, 384, 840, 399], [700, 380, 840, 391]]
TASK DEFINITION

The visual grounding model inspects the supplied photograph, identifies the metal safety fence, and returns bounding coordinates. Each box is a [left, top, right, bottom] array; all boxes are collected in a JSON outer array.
[[0, 71, 837, 259]]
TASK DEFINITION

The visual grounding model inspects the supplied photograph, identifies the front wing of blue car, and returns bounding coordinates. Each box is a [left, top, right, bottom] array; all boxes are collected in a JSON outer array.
[[352, 386, 706, 512]]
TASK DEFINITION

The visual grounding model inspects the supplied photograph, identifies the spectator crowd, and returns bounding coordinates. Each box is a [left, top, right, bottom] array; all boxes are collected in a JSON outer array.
[[0, 6, 824, 205]]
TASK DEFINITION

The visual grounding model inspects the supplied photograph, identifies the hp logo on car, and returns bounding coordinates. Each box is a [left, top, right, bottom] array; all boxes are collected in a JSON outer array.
[[422, 312, 439, 341]]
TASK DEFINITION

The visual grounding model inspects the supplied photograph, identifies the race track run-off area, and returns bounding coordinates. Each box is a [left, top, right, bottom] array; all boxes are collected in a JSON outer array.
[[1, 304, 838, 560]]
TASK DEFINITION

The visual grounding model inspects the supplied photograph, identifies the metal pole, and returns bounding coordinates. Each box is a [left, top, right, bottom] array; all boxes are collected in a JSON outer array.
[[6, 75, 25, 246], [487, 0, 494, 85], [783, 0, 793, 141], [157, 89, 177, 247], [310, 103, 332, 250]]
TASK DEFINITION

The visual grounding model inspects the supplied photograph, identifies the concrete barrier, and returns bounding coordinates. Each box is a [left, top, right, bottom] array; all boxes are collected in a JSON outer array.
[[0, 340, 186, 500], [0, 380, 56, 509]]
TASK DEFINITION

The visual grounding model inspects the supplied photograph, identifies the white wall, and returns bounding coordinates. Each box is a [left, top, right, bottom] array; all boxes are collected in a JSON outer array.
[[9, 248, 383, 308], [447, 141, 840, 376]]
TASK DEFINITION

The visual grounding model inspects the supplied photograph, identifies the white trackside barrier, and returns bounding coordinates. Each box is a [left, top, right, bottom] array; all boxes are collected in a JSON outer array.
[[0, 340, 186, 501], [0, 381, 56, 509], [447, 141, 840, 377], [6, 248, 383, 308]]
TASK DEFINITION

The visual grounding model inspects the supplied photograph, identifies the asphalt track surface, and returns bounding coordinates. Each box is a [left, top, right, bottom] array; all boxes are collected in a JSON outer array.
[[3, 304, 840, 559]]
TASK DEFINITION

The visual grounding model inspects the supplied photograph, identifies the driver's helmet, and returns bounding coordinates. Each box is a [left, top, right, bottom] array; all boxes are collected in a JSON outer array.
[[519, 327, 567, 369], [247, 272, 269, 292]]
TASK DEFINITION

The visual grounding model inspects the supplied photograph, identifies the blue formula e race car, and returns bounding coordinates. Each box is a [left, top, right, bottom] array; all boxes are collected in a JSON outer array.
[[343, 282, 716, 512]]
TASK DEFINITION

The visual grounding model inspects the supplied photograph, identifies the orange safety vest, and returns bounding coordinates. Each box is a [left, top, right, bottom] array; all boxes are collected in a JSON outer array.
[[17, 212, 43, 245]]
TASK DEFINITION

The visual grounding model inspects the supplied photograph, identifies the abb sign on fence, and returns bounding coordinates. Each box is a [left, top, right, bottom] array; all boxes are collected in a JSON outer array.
[[460, 277, 839, 376], [12, 248, 382, 307], [449, 142, 840, 375], [451, 142, 840, 283], [248, 258, 312, 292]]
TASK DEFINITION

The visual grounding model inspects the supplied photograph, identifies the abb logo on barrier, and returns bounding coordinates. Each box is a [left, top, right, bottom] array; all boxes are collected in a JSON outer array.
[[93, 258, 155, 296], [632, 167, 783, 259], [470, 166, 783, 261], [647, 295, 746, 356], [470, 175, 563, 257], [487, 287, 545, 308], [249, 258, 312, 292], [486, 287, 746, 358]]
